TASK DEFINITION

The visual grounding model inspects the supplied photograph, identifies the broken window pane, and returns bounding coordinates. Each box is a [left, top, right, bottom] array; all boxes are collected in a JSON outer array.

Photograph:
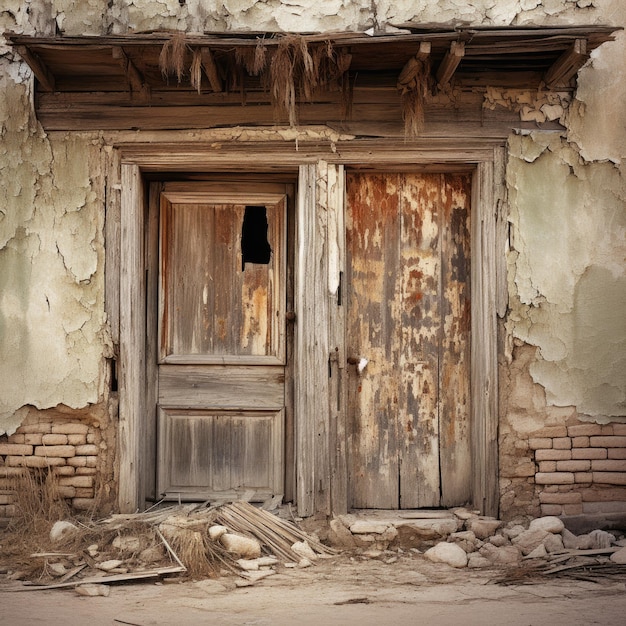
[[241, 205, 272, 269]]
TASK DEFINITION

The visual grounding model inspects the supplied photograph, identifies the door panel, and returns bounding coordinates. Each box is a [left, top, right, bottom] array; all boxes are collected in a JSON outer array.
[[154, 182, 289, 501], [346, 172, 471, 509]]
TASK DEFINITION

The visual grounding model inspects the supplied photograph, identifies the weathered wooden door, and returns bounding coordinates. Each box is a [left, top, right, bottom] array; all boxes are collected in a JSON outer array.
[[346, 172, 471, 509], [154, 182, 289, 502]]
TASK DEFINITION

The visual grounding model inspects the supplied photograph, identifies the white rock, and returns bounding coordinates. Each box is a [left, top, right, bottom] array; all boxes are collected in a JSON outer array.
[[468, 518, 502, 540], [503, 524, 526, 540], [112, 536, 141, 552], [220, 533, 261, 558], [489, 535, 508, 547], [236, 559, 259, 571], [87, 544, 99, 557], [610, 547, 626, 564], [512, 528, 550, 555], [526, 543, 548, 559], [574, 534, 593, 550], [97, 559, 123, 571], [529, 516, 565, 534], [562, 528, 579, 549], [297, 558, 312, 568], [208, 525, 229, 541], [544, 533, 564, 553], [424, 542, 468, 568], [467, 553, 492, 569], [50, 521, 79, 543], [48, 563, 67, 577], [452, 507, 480, 521], [479, 543, 521, 566], [349, 521, 389, 535], [75, 584, 110, 597], [291, 540, 318, 561]]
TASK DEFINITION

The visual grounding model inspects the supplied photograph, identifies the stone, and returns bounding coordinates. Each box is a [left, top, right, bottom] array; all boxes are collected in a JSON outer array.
[[139, 546, 163, 563], [50, 520, 79, 542], [529, 516, 565, 534], [424, 542, 468, 568], [526, 543, 548, 559], [610, 547, 626, 564], [468, 517, 502, 540], [452, 507, 480, 521], [349, 520, 389, 535], [297, 558, 312, 568], [502, 524, 526, 540], [75, 584, 110, 597], [588, 529, 615, 549], [479, 544, 521, 566], [543, 533, 564, 553], [236, 558, 259, 571], [97, 559, 123, 571], [574, 534, 594, 550], [561, 528, 579, 549], [328, 519, 357, 548], [489, 535, 509, 548], [512, 528, 551, 555], [208, 525, 229, 541], [220, 534, 261, 558], [467, 553, 492, 569], [112, 536, 141, 552], [291, 541, 317, 561], [48, 562, 67, 576]]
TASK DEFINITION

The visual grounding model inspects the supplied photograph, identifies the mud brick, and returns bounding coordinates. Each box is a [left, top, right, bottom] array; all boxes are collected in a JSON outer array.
[[535, 449, 571, 461], [58, 475, 94, 488], [51, 423, 89, 435], [531, 426, 568, 438], [608, 448, 626, 459], [601, 425, 615, 435], [9, 456, 66, 468], [0, 467, 26, 477], [540, 504, 562, 516], [0, 494, 14, 505], [85, 456, 98, 468], [562, 504, 583, 515], [67, 457, 87, 467], [571, 436, 590, 448], [556, 460, 591, 472], [41, 434, 68, 445], [590, 436, 626, 448], [8, 434, 25, 444], [0, 504, 16, 517], [574, 473, 593, 483], [0, 444, 33, 456], [568, 424, 602, 437], [583, 501, 626, 514], [17, 423, 52, 434], [535, 472, 574, 484], [34, 445, 75, 458], [74, 488, 95, 498], [553, 437, 572, 450], [67, 434, 87, 446], [581, 487, 626, 502], [52, 466, 75, 476], [86, 432, 101, 445], [572, 448, 607, 460], [75, 444, 98, 456], [591, 460, 626, 472], [538, 461, 556, 472], [72, 498, 96, 510], [592, 472, 626, 485], [23, 434, 42, 445], [75, 467, 97, 476], [56, 486, 76, 499], [529, 438, 552, 450], [612, 424, 626, 436], [539, 491, 582, 504]]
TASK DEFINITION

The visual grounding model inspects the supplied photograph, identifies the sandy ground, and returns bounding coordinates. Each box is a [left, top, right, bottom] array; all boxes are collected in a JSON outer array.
[[3, 552, 626, 626]]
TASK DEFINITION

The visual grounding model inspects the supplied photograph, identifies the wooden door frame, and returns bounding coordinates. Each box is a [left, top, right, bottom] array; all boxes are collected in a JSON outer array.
[[111, 140, 503, 517]]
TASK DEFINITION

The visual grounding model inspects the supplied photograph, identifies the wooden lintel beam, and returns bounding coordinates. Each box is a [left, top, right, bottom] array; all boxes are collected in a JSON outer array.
[[200, 48, 223, 93], [397, 41, 431, 88], [112, 46, 150, 101], [436, 41, 465, 87], [545, 38, 588, 88], [16, 45, 55, 91]]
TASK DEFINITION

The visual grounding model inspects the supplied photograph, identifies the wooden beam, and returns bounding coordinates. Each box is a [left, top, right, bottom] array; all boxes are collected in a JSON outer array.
[[200, 48, 223, 93], [436, 41, 465, 87], [397, 41, 431, 88], [544, 38, 588, 88], [112, 46, 150, 101], [16, 45, 55, 91]]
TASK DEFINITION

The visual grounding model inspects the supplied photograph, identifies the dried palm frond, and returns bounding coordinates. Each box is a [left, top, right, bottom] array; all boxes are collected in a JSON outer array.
[[190, 48, 203, 93], [159, 31, 188, 83], [398, 56, 431, 138]]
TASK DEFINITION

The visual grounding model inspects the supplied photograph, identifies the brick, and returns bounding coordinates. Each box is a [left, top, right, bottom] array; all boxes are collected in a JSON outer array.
[[17, 423, 51, 434], [531, 426, 568, 438], [0, 467, 27, 477], [67, 456, 87, 467], [41, 434, 68, 445], [8, 434, 25, 444], [571, 436, 589, 448], [0, 494, 14, 505], [8, 456, 66, 468], [52, 466, 75, 476], [86, 433, 100, 444], [574, 473, 593, 483], [608, 448, 626, 459], [538, 461, 557, 472], [572, 448, 607, 460], [23, 434, 43, 445], [74, 488, 95, 498], [75, 467, 97, 476], [539, 491, 582, 504], [590, 436, 626, 448], [535, 449, 571, 461], [591, 460, 626, 472], [535, 472, 574, 485], [568, 424, 602, 437], [51, 423, 89, 435], [67, 434, 87, 446], [612, 424, 626, 436], [553, 437, 572, 450], [556, 460, 591, 472], [592, 472, 626, 485], [85, 456, 98, 468], [0, 504, 16, 517], [34, 445, 75, 458], [601, 425, 615, 435], [0, 444, 33, 456], [56, 486, 76, 499], [540, 504, 562, 516], [58, 475, 94, 488], [72, 498, 96, 510], [583, 501, 626, 514], [529, 438, 552, 450], [562, 504, 583, 515], [581, 487, 626, 502], [75, 444, 98, 456]]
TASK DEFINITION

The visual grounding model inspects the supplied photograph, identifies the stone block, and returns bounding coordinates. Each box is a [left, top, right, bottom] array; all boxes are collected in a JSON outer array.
[[529, 438, 552, 450], [553, 438, 572, 450], [572, 448, 607, 460], [41, 434, 68, 445], [51, 423, 89, 435], [539, 491, 582, 504], [571, 436, 590, 448], [591, 460, 626, 472], [535, 472, 574, 485], [0, 444, 33, 456], [608, 448, 626, 459], [34, 445, 75, 458], [590, 436, 626, 448], [75, 444, 98, 456], [535, 449, 571, 461], [556, 460, 591, 472], [567, 424, 602, 437], [592, 472, 626, 485]]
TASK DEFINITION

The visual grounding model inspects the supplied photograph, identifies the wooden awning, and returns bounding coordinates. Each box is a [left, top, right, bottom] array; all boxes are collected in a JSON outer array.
[[6, 25, 620, 136]]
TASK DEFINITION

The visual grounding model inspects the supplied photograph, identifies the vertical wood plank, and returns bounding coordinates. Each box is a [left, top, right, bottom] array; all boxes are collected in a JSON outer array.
[[471, 161, 499, 517], [104, 147, 121, 348], [398, 173, 441, 508], [439, 173, 472, 506], [118, 162, 145, 513]]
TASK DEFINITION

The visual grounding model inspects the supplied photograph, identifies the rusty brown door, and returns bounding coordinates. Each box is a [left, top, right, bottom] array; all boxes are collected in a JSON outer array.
[[154, 182, 289, 502], [346, 172, 471, 509]]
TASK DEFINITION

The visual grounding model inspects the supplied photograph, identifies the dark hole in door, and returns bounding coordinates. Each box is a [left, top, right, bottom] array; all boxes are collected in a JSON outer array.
[[241, 205, 272, 269]]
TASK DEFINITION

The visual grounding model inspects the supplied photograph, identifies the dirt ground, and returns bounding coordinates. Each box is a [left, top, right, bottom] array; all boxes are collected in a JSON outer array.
[[3, 551, 626, 626]]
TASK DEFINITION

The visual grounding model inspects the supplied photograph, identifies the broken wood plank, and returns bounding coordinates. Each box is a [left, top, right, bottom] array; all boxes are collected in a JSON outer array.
[[200, 48, 223, 92], [436, 41, 465, 87], [112, 46, 150, 101], [397, 41, 431, 87], [545, 38, 588, 88], [15, 45, 55, 91]]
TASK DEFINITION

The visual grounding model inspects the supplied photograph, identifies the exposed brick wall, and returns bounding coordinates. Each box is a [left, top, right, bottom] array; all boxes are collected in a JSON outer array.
[[530, 423, 626, 517]]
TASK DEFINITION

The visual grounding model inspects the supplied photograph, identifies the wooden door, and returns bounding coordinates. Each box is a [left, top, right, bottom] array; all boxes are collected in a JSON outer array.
[[154, 182, 289, 502], [346, 172, 471, 509]]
